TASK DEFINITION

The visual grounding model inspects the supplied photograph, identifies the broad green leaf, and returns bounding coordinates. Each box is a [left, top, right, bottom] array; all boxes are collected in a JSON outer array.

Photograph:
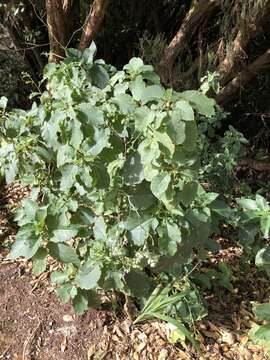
[[92, 163, 110, 189], [151, 173, 171, 200], [122, 213, 154, 246], [93, 216, 107, 240], [56, 283, 73, 303], [130, 75, 145, 101], [103, 271, 125, 291], [48, 242, 80, 267], [75, 264, 101, 290], [256, 247, 270, 267], [16, 198, 38, 225], [252, 324, 270, 342], [127, 183, 156, 210], [182, 121, 198, 151], [199, 192, 219, 206], [82, 42, 96, 64], [254, 303, 270, 322], [158, 226, 177, 256], [9, 225, 41, 259], [70, 286, 78, 299], [51, 266, 74, 284], [73, 289, 100, 314], [35, 146, 54, 162], [210, 200, 233, 218], [143, 164, 160, 181], [89, 64, 109, 89], [175, 99, 194, 121], [172, 148, 197, 167], [113, 93, 135, 114], [134, 107, 154, 133], [70, 119, 83, 149], [261, 215, 270, 239], [110, 70, 125, 86], [71, 208, 95, 237], [0, 96, 8, 109], [60, 164, 78, 192], [42, 121, 60, 150], [180, 90, 215, 117], [142, 70, 160, 84], [158, 222, 181, 256], [114, 82, 129, 95], [239, 225, 258, 246], [250, 323, 270, 353], [167, 222, 182, 243], [51, 228, 78, 243], [125, 270, 154, 298], [73, 289, 89, 315], [179, 181, 199, 207], [186, 212, 211, 244], [5, 161, 17, 183], [78, 167, 93, 189], [107, 157, 125, 182], [32, 248, 47, 275], [154, 131, 175, 156], [138, 138, 160, 165], [85, 127, 110, 156], [253, 245, 270, 270], [256, 195, 270, 211], [167, 112, 186, 145], [43, 62, 57, 78], [124, 57, 144, 72], [76, 104, 104, 126], [57, 144, 75, 167], [72, 207, 95, 225], [141, 85, 164, 104], [123, 152, 144, 185], [66, 199, 78, 212], [237, 198, 258, 211], [66, 48, 82, 61]]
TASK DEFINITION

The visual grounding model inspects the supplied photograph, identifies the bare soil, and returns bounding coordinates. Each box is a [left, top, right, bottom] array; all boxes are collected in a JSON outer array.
[[0, 261, 109, 360]]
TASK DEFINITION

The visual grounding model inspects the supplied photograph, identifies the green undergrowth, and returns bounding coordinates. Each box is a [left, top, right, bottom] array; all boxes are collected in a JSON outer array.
[[0, 43, 270, 349]]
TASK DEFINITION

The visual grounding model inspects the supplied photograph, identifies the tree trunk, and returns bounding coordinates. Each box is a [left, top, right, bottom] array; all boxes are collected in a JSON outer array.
[[219, 1, 270, 87], [238, 158, 270, 172], [158, 0, 217, 84], [216, 49, 270, 106], [79, 0, 109, 51], [46, 0, 79, 62]]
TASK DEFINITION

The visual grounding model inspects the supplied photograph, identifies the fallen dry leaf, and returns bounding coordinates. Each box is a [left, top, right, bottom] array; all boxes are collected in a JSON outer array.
[[60, 336, 67, 352]]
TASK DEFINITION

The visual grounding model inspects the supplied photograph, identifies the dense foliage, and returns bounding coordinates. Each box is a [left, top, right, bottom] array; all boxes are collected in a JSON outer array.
[[0, 45, 270, 329]]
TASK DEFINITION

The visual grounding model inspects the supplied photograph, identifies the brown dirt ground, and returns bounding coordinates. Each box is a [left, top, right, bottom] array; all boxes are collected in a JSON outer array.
[[0, 261, 109, 360], [0, 259, 183, 360]]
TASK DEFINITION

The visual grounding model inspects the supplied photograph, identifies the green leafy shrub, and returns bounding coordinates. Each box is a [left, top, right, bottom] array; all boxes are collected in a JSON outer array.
[[0, 43, 269, 316], [0, 43, 221, 313]]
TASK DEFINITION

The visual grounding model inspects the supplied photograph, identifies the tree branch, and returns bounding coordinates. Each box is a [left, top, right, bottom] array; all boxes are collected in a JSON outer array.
[[79, 0, 109, 51], [46, 0, 79, 62], [158, 0, 217, 84], [238, 158, 270, 172], [219, 1, 270, 86], [216, 49, 270, 106]]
